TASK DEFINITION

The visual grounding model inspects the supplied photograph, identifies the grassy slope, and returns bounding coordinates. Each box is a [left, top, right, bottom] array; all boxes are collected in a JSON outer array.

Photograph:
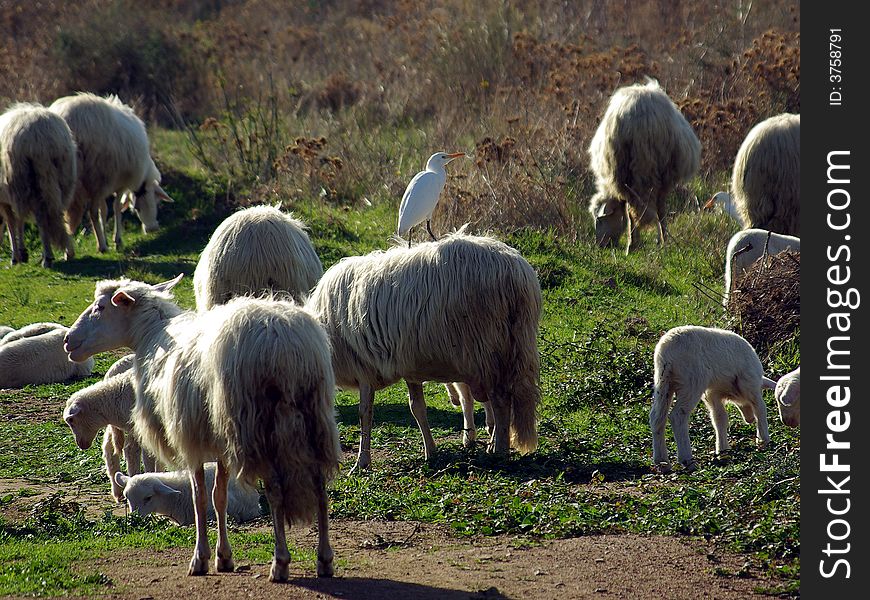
[[0, 142, 799, 596]]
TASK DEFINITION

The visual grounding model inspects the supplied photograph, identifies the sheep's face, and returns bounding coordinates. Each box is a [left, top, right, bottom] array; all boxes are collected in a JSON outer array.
[[116, 473, 182, 518], [124, 182, 174, 234], [64, 288, 134, 363], [62, 400, 96, 449], [590, 194, 624, 247], [775, 378, 800, 427]]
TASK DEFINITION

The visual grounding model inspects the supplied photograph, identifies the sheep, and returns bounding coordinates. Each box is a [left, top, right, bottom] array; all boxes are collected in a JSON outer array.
[[0, 324, 93, 388], [587, 79, 701, 253], [193, 205, 323, 310], [48, 93, 173, 252], [650, 326, 777, 472], [64, 276, 340, 581], [723, 228, 800, 305], [731, 113, 800, 236], [306, 229, 542, 472], [774, 367, 800, 428], [703, 191, 744, 226], [0, 325, 13, 341], [115, 464, 262, 525], [0, 103, 77, 267]]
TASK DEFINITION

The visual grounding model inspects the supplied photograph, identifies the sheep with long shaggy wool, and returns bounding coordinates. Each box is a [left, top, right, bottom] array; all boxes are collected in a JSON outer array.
[[732, 113, 800, 236], [0, 103, 77, 267], [588, 79, 700, 253], [0, 323, 93, 388], [49, 93, 173, 252], [723, 228, 800, 305], [306, 229, 542, 472], [650, 326, 776, 472], [194, 205, 322, 310], [63, 276, 340, 581]]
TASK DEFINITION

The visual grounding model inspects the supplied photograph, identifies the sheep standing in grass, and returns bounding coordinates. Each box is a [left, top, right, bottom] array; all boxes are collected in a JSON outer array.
[[732, 113, 800, 236], [193, 205, 322, 309], [774, 367, 800, 428], [49, 93, 173, 252], [650, 326, 777, 472], [64, 276, 340, 581], [587, 79, 701, 253], [306, 230, 541, 472], [116, 464, 261, 525], [723, 228, 800, 305], [0, 103, 77, 267], [0, 323, 93, 388]]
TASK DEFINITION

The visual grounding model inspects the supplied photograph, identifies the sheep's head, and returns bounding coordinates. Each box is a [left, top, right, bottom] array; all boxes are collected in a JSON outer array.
[[589, 193, 624, 247], [62, 398, 97, 449], [775, 370, 801, 428], [115, 472, 183, 519], [120, 180, 174, 234]]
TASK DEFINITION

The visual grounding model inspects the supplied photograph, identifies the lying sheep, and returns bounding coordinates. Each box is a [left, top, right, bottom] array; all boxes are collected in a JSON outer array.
[[588, 79, 700, 252], [307, 229, 541, 472], [193, 205, 322, 309], [0, 323, 93, 388], [64, 276, 340, 581], [0, 103, 77, 267], [116, 464, 262, 525], [650, 326, 777, 472], [49, 93, 173, 252], [732, 113, 800, 236], [724, 228, 800, 305], [774, 367, 800, 428], [0, 325, 15, 342]]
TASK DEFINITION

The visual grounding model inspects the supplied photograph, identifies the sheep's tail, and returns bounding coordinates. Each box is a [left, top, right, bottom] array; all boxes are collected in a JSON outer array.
[[650, 357, 672, 432], [508, 276, 542, 454], [30, 157, 75, 254]]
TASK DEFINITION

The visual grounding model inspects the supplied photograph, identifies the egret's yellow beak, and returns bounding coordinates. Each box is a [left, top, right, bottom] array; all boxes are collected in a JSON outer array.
[[702, 196, 716, 210], [445, 152, 466, 162]]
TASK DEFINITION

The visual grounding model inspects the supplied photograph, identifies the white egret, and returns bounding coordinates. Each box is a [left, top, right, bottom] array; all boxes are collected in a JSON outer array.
[[397, 151, 466, 246]]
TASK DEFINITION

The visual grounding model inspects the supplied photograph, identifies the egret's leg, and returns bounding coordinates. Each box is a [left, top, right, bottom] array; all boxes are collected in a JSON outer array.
[[426, 220, 438, 241]]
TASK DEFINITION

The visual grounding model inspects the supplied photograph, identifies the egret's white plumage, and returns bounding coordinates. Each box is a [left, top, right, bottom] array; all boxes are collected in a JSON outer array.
[[703, 191, 744, 225], [397, 151, 465, 244]]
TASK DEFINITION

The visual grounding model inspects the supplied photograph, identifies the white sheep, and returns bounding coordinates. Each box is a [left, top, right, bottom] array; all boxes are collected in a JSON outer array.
[[0, 103, 77, 267], [193, 205, 322, 310], [0, 325, 13, 341], [115, 463, 262, 525], [587, 79, 701, 253], [0, 323, 93, 388], [49, 93, 173, 252], [650, 326, 777, 472], [306, 229, 541, 472], [64, 276, 340, 581], [723, 228, 800, 305], [703, 191, 744, 226], [774, 367, 800, 428], [732, 113, 800, 236]]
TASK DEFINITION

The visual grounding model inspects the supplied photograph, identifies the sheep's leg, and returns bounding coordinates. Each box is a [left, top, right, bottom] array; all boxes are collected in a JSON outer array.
[[88, 200, 108, 253], [37, 223, 55, 268], [649, 384, 671, 468], [113, 195, 124, 250], [625, 213, 640, 254], [483, 400, 495, 436], [122, 433, 142, 476], [703, 392, 730, 454], [407, 382, 437, 460], [656, 190, 668, 246], [213, 460, 235, 573], [736, 401, 756, 424], [488, 393, 511, 455], [751, 391, 770, 449], [454, 383, 477, 448], [188, 464, 211, 576], [142, 451, 157, 472], [314, 472, 334, 577], [669, 387, 702, 470], [264, 477, 290, 582], [351, 384, 374, 473], [101, 429, 124, 502]]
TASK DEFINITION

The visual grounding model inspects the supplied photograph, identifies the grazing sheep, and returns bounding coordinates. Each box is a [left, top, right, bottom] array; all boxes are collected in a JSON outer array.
[[0, 103, 77, 267], [64, 276, 340, 581], [0, 324, 93, 388], [306, 230, 541, 471], [115, 464, 262, 525], [193, 205, 322, 310], [650, 326, 777, 472], [49, 93, 173, 252], [588, 79, 701, 252], [724, 228, 800, 305], [774, 367, 800, 428], [732, 113, 800, 236], [703, 191, 744, 226]]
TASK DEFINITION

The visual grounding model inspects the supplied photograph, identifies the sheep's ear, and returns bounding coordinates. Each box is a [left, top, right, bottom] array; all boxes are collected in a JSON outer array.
[[154, 184, 174, 203], [153, 481, 182, 496], [595, 202, 613, 218], [63, 404, 79, 423], [115, 472, 130, 487], [111, 290, 136, 307], [152, 273, 183, 293]]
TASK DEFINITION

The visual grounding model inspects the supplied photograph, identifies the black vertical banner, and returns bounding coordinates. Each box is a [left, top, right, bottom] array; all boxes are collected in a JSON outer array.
[[803, 3, 870, 597]]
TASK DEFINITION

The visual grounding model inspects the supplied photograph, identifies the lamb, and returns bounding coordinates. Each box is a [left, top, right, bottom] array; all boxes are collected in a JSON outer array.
[[115, 464, 262, 525], [64, 276, 340, 581], [48, 93, 173, 252], [731, 113, 800, 236], [0, 103, 77, 267], [0, 325, 13, 341], [0, 323, 93, 388], [306, 229, 541, 472], [723, 228, 800, 305], [703, 191, 744, 226], [587, 79, 701, 253], [650, 326, 777, 472], [193, 205, 322, 310], [774, 367, 800, 428]]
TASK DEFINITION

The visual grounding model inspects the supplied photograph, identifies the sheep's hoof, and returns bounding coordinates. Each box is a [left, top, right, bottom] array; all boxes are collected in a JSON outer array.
[[652, 462, 672, 474], [680, 459, 698, 472], [348, 457, 370, 475], [317, 556, 334, 578], [269, 559, 290, 583], [188, 556, 209, 576], [216, 556, 235, 573], [757, 439, 770, 449]]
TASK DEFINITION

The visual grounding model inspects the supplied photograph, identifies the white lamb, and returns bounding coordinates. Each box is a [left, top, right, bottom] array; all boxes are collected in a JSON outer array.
[[49, 93, 173, 252], [64, 275, 340, 581], [115, 464, 262, 525], [650, 326, 777, 472], [774, 367, 800, 428], [724, 228, 800, 305], [0, 323, 93, 388]]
